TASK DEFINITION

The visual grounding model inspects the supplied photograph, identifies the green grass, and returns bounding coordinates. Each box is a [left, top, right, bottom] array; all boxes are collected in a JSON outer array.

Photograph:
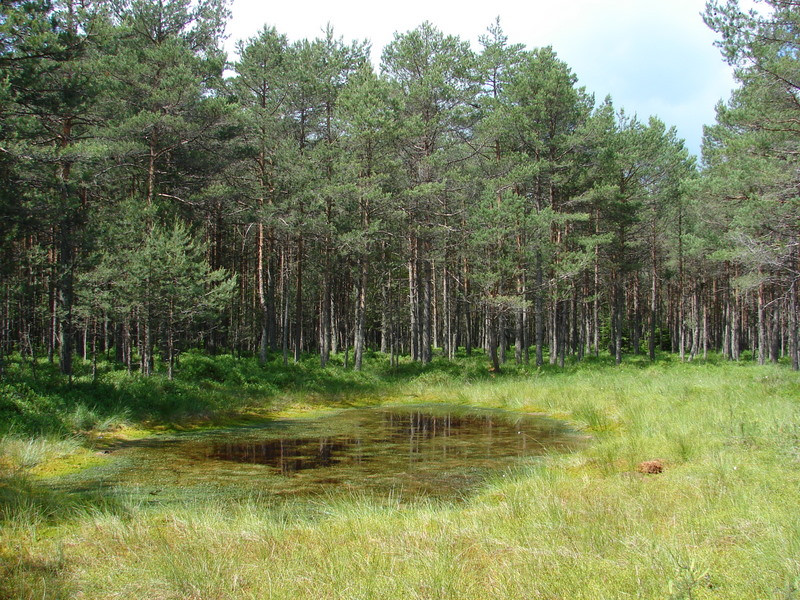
[[1, 351, 799, 599]]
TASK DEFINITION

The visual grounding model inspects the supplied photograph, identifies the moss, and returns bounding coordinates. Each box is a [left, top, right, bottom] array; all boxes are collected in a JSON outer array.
[[29, 447, 109, 478]]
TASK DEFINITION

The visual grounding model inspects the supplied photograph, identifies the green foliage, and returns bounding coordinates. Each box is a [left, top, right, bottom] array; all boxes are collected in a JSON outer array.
[[0, 381, 63, 434], [0, 1, 797, 409], [177, 349, 229, 382], [701, 0, 800, 300]]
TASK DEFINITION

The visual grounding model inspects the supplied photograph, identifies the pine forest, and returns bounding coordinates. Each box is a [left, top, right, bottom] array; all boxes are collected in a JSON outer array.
[[1, 0, 799, 379]]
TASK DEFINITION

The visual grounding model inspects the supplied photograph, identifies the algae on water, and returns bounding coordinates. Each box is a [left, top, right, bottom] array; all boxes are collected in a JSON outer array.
[[46, 405, 582, 503]]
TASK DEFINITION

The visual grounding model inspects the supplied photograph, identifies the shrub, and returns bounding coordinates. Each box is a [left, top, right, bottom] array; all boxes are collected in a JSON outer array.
[[178, 350, 226, 382]]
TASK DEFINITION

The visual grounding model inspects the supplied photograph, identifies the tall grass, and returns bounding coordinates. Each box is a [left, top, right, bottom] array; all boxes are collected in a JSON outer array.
[[0, 435, 81, 472], [1, 353, 799, 599]]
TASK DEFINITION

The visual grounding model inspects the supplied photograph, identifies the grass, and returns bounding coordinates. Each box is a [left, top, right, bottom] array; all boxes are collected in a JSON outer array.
[[1, 350, 799, 598]]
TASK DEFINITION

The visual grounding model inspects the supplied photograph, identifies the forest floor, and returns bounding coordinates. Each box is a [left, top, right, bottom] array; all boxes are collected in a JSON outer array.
[[1, 351, 799, 599]]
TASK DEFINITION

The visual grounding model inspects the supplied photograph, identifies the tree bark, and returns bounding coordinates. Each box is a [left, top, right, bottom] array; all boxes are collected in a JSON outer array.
[[294, 236, 303, 363], [790, 276, 798, 371], [421, 257, 432, 363], [57, 224, 74, 379], [354, 257, 368, 371], [257, 221, 269, 364], [487, 307, 500, 372], [758, 275, 766, 365]]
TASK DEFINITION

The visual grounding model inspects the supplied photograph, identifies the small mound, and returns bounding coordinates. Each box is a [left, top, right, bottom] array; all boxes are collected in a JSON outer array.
[[637, 459, 664, 474]]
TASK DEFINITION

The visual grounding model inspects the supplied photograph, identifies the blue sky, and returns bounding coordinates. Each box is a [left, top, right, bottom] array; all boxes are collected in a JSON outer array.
[[224, 0, 748, 158]]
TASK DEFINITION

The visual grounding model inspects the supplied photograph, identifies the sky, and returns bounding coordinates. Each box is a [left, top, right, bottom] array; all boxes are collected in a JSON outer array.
[[223, 0, 745, 158]]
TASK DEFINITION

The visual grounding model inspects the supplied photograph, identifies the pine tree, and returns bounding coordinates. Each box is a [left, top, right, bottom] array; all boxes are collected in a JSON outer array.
[[231, 26, 291, 362], [382, 22, 479, 363], [704, 0, 800, 368], [335, 64, 402, 370]]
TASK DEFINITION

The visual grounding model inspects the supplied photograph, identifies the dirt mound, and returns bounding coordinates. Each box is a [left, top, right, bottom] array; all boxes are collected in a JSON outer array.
[[637, 459, 664, 474]]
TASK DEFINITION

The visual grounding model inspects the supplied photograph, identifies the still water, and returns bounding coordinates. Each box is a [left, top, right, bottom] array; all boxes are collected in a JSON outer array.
[[69, 405, 581, 502]]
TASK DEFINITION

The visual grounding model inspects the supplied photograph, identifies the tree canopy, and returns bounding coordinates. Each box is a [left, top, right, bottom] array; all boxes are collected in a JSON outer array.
[[0, 1, 797, 377]]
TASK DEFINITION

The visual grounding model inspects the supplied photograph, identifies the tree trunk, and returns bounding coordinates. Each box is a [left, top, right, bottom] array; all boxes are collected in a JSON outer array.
[[758, 276, 766, 365], [353, 258, 368, 371], [141, 312, 152, 376], [421, 257, 432, 363], [515, 306, 524, 365], [257, 221, 269, 364], [732, 287, 741, 361], [91, 318, 98, 383], [320, 271, 331, 367], [770, 302, 780, 363], [790, 277, 798, 371], [381, 272, 390, 354], [593, 242, 600, 358], [167, 306, 175, 381], [487, 308, 500, 372], [678, 209, 685, 362], [689, 283, 700, 361], [57, 225, 74, 379], [632, 273, 641, 355], [57, 131, 75, 379], [614, 273, 623, 365], [48, 249, 56, 364], [443, 265, 454, 360], [281, 249, 290, 366], [703, 295, 709, 361], [650, 257, 658, 361], [124, 319, 132, 374], [408, 246, 419, 361], [294, 236, 303, 363], [558, 300, 567, 368], [551, 301, 558, 365]]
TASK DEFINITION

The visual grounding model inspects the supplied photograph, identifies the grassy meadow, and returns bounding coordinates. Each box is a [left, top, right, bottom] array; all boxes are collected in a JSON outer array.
[[1, 351, 799, 599]]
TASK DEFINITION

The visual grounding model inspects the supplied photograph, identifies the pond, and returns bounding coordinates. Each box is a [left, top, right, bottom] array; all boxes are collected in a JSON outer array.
[[60, 405, 582, 503]]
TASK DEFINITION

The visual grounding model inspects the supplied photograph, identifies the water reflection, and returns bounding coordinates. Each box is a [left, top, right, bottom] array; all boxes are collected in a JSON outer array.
[[62, 406, 581, 502], [207, 409, 563, 476], [210, 437, 357, 474]]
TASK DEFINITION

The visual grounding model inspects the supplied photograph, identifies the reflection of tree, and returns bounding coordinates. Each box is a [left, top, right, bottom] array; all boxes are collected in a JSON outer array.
[[211, 436, 354, 474], [208, 410, 569, 477]]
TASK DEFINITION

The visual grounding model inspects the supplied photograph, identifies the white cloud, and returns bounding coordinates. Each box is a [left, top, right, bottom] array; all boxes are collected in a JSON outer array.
[[224, 0, 741, 156]]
